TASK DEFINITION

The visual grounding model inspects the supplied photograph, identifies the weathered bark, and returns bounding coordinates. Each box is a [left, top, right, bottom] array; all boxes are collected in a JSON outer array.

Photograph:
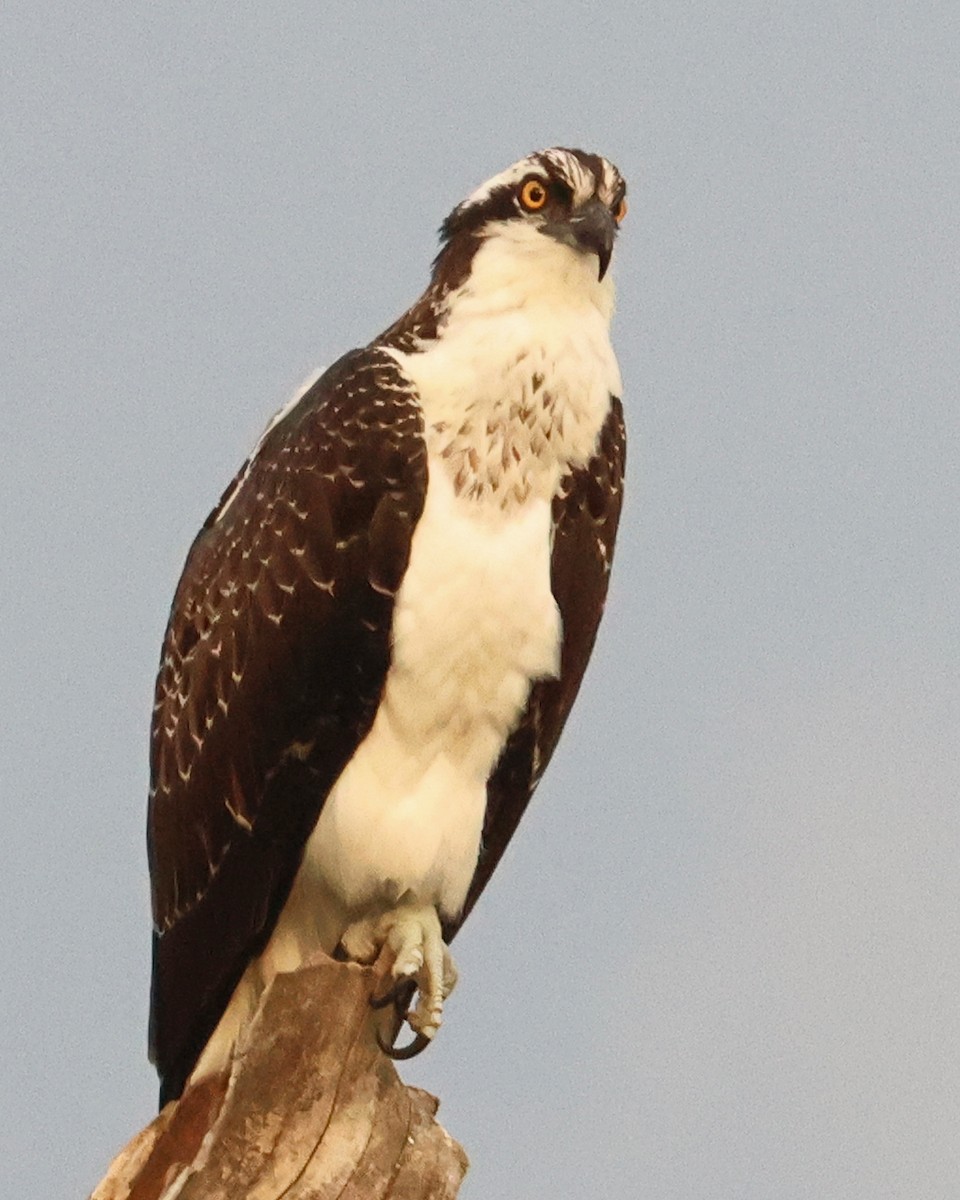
[[92, 956, 467, 1200]]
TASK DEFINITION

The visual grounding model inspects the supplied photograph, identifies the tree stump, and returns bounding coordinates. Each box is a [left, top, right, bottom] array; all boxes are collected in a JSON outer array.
[[91, 955, 468, 1199]]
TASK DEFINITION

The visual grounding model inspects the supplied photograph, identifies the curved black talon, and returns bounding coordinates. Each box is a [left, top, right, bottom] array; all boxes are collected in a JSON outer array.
[[376, 1029, 433, 1060]]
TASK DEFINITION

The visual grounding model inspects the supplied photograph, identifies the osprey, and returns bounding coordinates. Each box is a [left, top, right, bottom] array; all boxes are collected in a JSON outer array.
[[148, 147, 627, 1105]]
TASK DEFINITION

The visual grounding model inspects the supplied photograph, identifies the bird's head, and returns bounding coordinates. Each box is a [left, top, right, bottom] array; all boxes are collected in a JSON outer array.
[[431, 147, 627, 311]]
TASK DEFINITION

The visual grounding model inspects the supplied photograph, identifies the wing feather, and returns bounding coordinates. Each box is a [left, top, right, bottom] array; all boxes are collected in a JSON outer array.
[[147, 348, 426, 1099]]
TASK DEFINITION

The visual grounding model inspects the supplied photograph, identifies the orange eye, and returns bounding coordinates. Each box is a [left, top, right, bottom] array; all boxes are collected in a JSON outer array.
[[614, 196, 628, 224], [519, 178, 549, 211]]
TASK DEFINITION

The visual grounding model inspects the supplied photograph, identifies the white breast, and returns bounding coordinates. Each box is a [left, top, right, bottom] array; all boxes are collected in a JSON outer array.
[[308, 462, 559, 921]]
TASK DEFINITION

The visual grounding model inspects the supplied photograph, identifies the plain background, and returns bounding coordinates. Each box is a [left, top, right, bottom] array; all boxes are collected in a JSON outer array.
[[3, 4, 958, 1197]]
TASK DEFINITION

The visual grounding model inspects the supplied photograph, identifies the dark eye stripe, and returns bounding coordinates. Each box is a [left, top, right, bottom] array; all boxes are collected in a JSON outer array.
[[549, 179, 574, 206], [440, 151, 625, 244]]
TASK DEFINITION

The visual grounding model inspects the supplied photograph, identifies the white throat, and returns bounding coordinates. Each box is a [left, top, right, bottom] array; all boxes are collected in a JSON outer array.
[[387, 224, 621, 508]]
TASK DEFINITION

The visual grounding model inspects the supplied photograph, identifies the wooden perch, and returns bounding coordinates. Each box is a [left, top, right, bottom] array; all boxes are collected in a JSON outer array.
[[91, 956, 468, 1200]]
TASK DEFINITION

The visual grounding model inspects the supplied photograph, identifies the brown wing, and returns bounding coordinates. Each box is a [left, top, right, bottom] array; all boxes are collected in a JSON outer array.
[[449, 397, 627, 938], [148, 348, 427, 1103]]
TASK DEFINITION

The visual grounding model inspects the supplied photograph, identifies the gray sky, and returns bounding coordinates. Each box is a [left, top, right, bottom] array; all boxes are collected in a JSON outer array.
[[3, 3, 958, 1197]]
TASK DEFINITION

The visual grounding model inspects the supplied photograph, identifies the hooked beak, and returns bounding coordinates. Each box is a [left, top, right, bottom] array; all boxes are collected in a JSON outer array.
[[539, 198, 618, 280]]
